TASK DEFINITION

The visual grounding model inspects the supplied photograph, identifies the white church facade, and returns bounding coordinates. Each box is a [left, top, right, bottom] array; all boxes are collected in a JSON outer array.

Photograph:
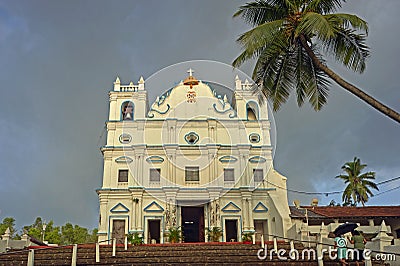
[[97, 70, 291, 244]]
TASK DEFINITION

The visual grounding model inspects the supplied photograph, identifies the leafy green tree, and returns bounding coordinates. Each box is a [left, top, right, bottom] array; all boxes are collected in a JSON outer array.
[[0, 217, 17, 239], [233, 0, 400, 123], [88, 228, 98, 243], [44, 221, 61, 244], [20, 217, 97, 245], [336, 157, 379, 206], [61, 223, 97, 245], [23, 217, 61, 244], [23, 217, 44, 241], [60, 223, 75, 244]]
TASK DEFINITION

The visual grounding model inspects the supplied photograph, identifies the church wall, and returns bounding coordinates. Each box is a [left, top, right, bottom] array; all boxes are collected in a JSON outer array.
[[98, 75, 291, 243]]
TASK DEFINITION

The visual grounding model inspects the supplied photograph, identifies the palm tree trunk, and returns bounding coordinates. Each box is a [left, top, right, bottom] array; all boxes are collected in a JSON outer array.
[[299, 35, 400, 124]]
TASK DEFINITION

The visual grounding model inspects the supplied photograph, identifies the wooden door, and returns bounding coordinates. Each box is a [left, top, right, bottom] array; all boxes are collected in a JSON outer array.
[[254, 220, 268, 242], [112, 220, 125, 244]]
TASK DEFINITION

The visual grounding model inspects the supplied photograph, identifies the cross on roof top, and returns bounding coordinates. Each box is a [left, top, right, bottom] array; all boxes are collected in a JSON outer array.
[[187, 68, 194, 76]]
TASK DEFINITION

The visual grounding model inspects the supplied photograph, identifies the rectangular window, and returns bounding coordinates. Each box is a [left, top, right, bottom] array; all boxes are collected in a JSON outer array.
[[150, 168, 161, 182], [185, 167, 199, 182], [118, 169, 129, 182], [253, 169, 263, 182], [224, 168, 235, 182]]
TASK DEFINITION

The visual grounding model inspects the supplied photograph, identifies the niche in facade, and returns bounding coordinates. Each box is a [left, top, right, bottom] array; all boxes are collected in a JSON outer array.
[[121, 101, 134, 120], [119, 133, 132, 144], [184, 132, 199, 144], [246, 101, 259, 120], [249, 133, 260, 143]]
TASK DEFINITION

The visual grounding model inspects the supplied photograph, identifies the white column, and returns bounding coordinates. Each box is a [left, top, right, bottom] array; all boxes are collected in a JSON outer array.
[[102, 156, 112, 188], [98, 194, 108, 237], [242, 198, 248, 230], [138, 195, 143, 231], [208, 153, 213, 185], [247, 198, 254, 230]]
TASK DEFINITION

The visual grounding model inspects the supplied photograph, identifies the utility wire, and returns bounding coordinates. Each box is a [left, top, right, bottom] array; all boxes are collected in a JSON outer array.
[[376, 176, 400, 185], [264, 176, 400, 197], [372, 184, 400, 197]]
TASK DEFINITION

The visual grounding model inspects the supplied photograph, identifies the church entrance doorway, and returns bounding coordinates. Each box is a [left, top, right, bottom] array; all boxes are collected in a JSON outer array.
[[112, 219, 125, 244], [254, 219, 268, 242], [181, 206, 204, 242], [148, 220, 161, 243], [225, 219, 238, 242]]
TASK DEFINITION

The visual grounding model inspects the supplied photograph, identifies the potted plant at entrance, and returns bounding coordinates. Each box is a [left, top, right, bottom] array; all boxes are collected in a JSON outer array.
[[127, 232, 143, 246], [164, 226, 183, 243], [241, 232, 254, 244], [206, 227, 223, 242]]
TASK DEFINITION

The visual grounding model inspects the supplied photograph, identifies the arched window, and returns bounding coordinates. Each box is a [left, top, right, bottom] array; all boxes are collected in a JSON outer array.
[[121, 101, 134, 121], [246, 102, 259, 120]]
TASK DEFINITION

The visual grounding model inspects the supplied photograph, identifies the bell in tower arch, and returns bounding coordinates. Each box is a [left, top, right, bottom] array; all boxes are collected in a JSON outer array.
[[122, 102, 134, 120]]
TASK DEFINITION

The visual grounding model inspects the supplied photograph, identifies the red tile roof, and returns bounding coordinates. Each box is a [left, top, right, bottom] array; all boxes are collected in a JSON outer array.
[[300, 206, 400, 218]]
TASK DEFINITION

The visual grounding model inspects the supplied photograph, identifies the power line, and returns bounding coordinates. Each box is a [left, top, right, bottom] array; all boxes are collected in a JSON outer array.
[[265, 180, 341, 196], [372, 184, 400, 197], [265, 176, 400, 197], [376, 176, 400, 185]]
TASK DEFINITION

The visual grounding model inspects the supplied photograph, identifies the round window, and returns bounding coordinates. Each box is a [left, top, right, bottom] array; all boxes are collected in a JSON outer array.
[[184, 132, 199, 144], [119, 134, 132, 144], [249, 133, 260, 143]]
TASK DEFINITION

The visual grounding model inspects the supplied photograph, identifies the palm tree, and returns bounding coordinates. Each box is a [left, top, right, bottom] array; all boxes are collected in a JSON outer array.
[[233, 0, 400, 123], [336, 157, 378, 206]]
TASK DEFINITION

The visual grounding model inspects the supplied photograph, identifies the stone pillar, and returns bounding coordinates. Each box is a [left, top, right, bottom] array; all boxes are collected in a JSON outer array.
[[163, 188, 179, 227], [166, 119, 177, 144], [247, 198, 254, 231], [370, 220, 393, 253], [171, 154, 176, 185], [207, 145, 218, 185], [300, 222, 308, 242], [102, 155, 112, 188], [319, 222, 328, 239], [138, 155, 144, 186], [241, 198, 248, 230], [208, 152, 213, 185], [204, 203, 209, 242], [164, 145, 178, 185], [238, 145, 251, 186], [21, 233, 29, 246], [208, 188, 221, 227], [106, 122, 116, 147], [109, 92, 118, 119], [137, 196, 143, 232], [130, 188, 144, 232], [133, 145, 146, 186], [98, 194, 108, 233], [130, 194, 137, 231], [240, 191, 252, 231], [2, 228, 10, 250]]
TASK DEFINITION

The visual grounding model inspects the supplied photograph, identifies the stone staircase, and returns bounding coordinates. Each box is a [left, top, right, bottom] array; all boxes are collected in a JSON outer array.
[[0, 242, 388, 265]]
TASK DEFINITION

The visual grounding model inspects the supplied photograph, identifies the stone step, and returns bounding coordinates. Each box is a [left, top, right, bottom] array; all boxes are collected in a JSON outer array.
[[2, 242, 386, 266]]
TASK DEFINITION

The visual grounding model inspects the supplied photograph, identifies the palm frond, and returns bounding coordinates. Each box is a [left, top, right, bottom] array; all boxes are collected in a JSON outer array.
[[304, 0, 344, 14], [233, 0, 289, 25], [254, 39, 297, 111], [301, 46, 330, 110], [296, 12, 337, 41], [294, 43, 306, 106], [307, 68, 330, 110], [324, 28, 369, 73], [363, 180, 379, 190], [325, 13, 368, 34], [337, 157, 378, 206], [233, 20, 285, 67]]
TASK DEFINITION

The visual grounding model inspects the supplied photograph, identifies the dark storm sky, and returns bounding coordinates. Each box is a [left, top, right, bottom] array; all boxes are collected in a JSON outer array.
[[0, 0, 399, 230]]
